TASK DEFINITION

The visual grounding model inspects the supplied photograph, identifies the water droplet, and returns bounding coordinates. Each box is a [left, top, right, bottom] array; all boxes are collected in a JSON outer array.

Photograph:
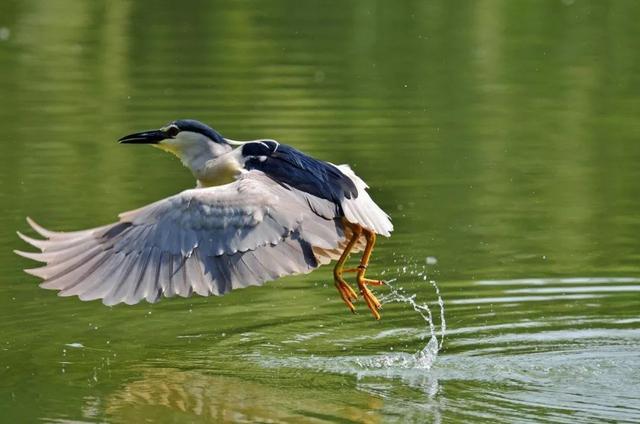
[[0, 27, 10, 41]]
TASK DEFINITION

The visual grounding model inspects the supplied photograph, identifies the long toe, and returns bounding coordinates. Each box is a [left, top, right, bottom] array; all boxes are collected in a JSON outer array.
[[358, 283, 382, 319], [363, 293, 381, 320], [363, 278, 385, 286], [335, 279, 358, 313]]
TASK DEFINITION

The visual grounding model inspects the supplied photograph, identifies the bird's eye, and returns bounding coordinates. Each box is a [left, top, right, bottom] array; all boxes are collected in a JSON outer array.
[[166, 125, 180, 138]]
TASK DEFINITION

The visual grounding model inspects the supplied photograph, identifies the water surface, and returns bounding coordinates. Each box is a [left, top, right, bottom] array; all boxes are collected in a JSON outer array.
[[1, 1, 639, 422]]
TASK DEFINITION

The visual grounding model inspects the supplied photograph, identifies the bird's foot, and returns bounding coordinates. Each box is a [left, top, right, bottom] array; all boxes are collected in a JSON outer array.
[[357, 275, 384, 320], [334, 276, 358, 314]]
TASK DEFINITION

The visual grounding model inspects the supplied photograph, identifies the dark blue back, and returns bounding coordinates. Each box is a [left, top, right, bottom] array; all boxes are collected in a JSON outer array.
[[242, 141, 358, 205]]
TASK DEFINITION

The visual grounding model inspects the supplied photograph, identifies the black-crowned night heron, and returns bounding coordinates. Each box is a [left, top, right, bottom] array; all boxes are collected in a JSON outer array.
[[15, 119, 393, 319]]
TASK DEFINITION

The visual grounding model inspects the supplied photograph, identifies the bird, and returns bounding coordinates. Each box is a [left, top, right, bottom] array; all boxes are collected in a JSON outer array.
[[15, 119, 393, 319]]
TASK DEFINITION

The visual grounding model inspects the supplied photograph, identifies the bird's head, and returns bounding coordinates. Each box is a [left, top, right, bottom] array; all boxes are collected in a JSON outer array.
[[119, 119, 231, 161]]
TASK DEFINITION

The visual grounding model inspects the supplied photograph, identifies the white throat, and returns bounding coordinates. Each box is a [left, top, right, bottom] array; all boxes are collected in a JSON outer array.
[[156, 131, 239, 187]]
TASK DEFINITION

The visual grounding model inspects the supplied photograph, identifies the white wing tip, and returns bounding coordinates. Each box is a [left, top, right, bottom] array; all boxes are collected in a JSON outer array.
[[25, 266, 49, 279], [26, 217, 52, 238], [14, 249, 47, 262], [17, 231, 47, 250]]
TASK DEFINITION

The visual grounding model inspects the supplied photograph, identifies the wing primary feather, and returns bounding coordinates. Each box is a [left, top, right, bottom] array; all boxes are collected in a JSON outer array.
[[102, 252, 142, 306], [170, 254, 191, 297], [17, 231, 48, 251], [25, 244, 104, 280], [41, 249, 111, 292], [77, 252, 129, 302], [158, 252, 174, 297], [189, 249, 211, 296], [124, 248, 153, 305], [14, 249, 47, 263], [201, 255, 223, 295], [212, 255, 234, 295], [26, 217, 110, 241], [141, 247, 163, 303]]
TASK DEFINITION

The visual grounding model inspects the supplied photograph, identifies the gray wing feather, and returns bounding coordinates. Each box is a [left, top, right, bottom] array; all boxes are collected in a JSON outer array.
[[205, 254, 232, 295], [16, 171, 344, 306], [187, 250, 210, 297], [102, 252, 141, 306], [59, 251, 123, 299]]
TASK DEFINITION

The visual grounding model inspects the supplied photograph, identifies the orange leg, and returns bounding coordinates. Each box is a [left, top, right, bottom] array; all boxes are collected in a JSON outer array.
[[356, 229, 385, 320], [333, 224, 362, 313]]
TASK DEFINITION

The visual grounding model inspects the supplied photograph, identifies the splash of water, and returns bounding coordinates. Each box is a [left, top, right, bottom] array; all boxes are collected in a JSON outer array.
[[429, 278, 446, 349], [361, 268, 445, 371], [251, 257, 446, 389]]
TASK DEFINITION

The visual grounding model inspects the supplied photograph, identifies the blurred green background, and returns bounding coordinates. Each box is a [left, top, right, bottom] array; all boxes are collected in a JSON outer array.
[[1, 0, 639, 422]]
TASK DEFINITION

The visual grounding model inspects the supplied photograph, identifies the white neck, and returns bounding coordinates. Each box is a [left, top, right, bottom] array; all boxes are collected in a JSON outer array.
[[155, 131, 239, 187], [193, 147, 245, 187]]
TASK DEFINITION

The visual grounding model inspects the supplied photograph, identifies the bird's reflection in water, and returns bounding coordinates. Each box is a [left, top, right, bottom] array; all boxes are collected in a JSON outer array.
[[104, 367, 384, 423]]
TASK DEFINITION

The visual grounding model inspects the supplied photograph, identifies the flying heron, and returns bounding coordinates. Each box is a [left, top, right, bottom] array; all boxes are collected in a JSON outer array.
[[15, 119, 393, 319]]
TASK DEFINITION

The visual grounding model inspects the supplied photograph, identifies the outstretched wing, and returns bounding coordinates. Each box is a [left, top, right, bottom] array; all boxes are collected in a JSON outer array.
[[15, 171, 352, 306]]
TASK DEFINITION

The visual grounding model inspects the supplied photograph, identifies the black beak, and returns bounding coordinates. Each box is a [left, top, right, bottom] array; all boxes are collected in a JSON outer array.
[[118, 129, 167, 144]]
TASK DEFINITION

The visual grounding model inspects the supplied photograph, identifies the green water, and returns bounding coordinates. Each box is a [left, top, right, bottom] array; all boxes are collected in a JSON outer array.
[[1, 0, 640, 422]]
